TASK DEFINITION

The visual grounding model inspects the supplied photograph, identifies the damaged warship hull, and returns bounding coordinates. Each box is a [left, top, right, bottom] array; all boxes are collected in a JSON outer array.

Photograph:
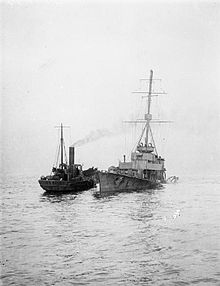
[[98, 171, 161, 194]]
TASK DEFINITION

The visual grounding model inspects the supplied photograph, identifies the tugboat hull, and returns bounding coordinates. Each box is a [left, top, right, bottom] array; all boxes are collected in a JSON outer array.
[[98, 171, 161, 194], [38, 179, 94, 193]]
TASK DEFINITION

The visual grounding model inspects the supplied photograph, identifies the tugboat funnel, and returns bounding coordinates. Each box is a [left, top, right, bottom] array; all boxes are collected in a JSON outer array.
[[69, 146, 75, 166]]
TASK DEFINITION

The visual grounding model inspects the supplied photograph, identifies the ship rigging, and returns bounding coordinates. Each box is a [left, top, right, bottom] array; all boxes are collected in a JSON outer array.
[[98, 70, 171, 194]]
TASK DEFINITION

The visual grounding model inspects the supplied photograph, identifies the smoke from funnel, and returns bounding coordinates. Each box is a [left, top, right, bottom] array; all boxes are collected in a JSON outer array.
[[72, 128, 114, 147]]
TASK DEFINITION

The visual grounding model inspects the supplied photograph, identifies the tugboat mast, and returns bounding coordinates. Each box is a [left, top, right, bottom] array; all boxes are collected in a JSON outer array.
[[60, 123, 64, 169], [55, 123, 70, 169]]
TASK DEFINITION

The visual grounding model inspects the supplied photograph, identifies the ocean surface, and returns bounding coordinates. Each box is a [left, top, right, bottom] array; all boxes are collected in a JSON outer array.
[[1, 175, 220, 286]]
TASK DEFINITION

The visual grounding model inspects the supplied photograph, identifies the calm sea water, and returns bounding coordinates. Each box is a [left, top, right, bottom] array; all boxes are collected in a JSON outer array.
[[1, 175, 220, 286]]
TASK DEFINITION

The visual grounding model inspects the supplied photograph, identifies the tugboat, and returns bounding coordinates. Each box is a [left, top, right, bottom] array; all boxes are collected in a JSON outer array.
[[98, 70, 170, 194], [38, 124, 95, 193]]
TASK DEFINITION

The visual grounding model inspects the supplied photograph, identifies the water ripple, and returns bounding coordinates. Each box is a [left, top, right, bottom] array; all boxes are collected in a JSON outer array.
[[1, 175, 220, 285]]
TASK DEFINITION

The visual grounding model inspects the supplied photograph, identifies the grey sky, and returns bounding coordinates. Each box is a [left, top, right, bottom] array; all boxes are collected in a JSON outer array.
[[2, 0, 220, 176]]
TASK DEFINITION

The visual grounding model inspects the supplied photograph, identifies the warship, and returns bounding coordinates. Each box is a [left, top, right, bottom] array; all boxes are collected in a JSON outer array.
[[38, 124, 95, 193], [98, 70, 171, 194]]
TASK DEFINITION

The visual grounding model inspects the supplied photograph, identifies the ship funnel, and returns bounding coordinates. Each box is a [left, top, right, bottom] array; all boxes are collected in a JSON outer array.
[[69, 146, 75, 165]]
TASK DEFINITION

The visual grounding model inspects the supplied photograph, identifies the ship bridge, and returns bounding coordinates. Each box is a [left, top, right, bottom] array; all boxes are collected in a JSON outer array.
[[119, 149, 165, 172]]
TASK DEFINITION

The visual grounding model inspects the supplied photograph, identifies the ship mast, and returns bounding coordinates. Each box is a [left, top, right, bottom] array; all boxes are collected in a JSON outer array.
[[145, 70, 153, 147], [54, 124, 70, 169], [60, 123, 64, 169], [125, 70, 169, 153]]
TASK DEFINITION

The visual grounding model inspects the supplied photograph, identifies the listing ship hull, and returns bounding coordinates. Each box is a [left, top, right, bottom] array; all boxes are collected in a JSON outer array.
[[98, 171, 161, 194], [38, 178, 94, 193]]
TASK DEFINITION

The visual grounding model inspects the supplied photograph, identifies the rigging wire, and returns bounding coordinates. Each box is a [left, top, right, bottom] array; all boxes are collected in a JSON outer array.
[[53, 129, 60, 168], [124, 122, 127, 156], [70, 127, 72, 148], [63, 141, 68, 165], [149, 126, 158, 156], [131, 122, 137, 152], [132, 123, 147, 151], [55, 144, 60, 168]]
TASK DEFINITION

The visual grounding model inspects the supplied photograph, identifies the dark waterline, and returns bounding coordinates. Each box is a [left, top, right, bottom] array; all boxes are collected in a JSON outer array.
[[1, 175, 220, 285]]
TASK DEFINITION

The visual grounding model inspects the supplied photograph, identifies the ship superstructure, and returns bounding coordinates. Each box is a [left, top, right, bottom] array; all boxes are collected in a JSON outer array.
[[98, 70, 169, 194]]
